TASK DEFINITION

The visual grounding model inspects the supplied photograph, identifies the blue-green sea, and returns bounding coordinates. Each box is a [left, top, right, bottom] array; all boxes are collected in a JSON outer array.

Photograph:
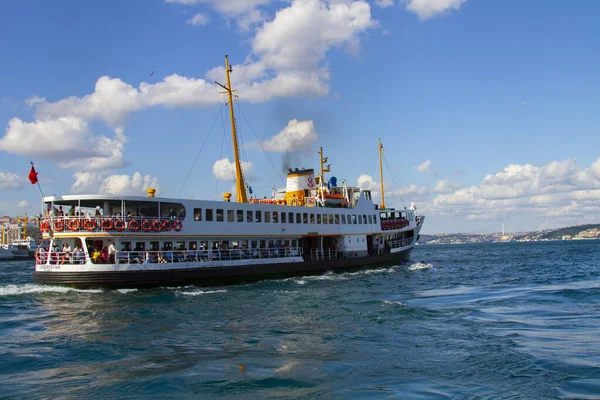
[[1, 241, 600, 399]]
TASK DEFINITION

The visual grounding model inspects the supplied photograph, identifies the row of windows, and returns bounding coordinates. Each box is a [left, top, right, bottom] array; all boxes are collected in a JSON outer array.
[[193, 208, 378, 225], [120, 238, 299, 252]]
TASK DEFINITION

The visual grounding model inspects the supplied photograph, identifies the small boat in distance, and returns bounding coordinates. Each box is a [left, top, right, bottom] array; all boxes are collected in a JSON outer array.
[[33, 56, 425, 288]]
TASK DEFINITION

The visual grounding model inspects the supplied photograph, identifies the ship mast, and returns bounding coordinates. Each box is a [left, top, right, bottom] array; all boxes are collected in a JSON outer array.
[[215, 55, 248, 203], [318, 146, 330, 191], [378, 138, 386, 209]]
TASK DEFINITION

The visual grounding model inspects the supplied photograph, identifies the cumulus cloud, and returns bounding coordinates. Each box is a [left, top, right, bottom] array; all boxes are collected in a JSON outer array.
[[405, 0, 467, 20], [258, 119, 318, 152], [212, 158, 253, 181], [428, 157, 600, 228], [414, 159, 438, 175], [1, 0, 375, 173], [375, 0, 394, 7], [166, 0, 269, 30], [70, 172, 160, 195], [186, 12, 210, 25], [0, 172, 23, 191], [17, 200, 29, 208]]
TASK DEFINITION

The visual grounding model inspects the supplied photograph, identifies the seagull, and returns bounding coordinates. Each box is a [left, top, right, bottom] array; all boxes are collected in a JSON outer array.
[[521, 101, 526, 105], [150, 71, 155, 77]]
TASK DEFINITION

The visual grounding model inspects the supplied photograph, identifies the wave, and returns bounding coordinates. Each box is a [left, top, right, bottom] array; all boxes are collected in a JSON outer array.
[[0, 284, 103, 296], [176, 289, 227, 296], [115, 288, 138, 294], [408, 262, 434, 271]]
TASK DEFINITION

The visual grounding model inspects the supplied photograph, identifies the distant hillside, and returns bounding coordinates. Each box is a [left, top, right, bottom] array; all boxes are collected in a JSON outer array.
[[539, 224, 600, 240], [419, 223, 600, 245]]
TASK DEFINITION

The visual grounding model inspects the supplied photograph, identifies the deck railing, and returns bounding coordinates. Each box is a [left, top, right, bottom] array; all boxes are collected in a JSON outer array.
[[310, 248, 337, 260], [36, 247, 303, 265], [387, 237, 413, 249]]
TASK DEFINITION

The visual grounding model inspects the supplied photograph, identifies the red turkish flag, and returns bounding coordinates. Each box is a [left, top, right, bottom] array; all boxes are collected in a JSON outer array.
[[28, 165, 38, 184]]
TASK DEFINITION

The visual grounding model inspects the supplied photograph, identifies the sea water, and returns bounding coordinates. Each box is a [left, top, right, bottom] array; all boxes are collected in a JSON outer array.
[[1, 241, 600, 399]]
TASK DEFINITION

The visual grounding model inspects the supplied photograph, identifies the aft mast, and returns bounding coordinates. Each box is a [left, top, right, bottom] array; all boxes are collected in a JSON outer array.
[[378, 138, 386, 209], [215, 55, 248, 203]]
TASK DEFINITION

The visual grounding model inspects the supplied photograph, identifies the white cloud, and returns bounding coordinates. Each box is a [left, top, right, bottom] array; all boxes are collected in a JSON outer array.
[[166, 0, 269, 30], [357, 174, 381, 201], [186, 12, 210, 25], [0, 118, 126, 171], [17, 200, 29, 208], [212, 158, 253, 181], [375, 0, 394, 7], [0, 172, 23, 191], [405, 0, 466, 20], [259, 119, 318, 152], [70, 172, 160, 195], [428, 157, 600, 228], [1, 0, 375, 173], [414, 159, 437, 175]]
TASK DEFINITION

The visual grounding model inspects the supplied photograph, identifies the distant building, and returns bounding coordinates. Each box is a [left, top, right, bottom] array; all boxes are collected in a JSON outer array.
[[0, 216, 11, 224]]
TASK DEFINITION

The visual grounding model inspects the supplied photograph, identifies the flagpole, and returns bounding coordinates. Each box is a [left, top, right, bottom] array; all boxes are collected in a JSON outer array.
[[30, 161, 45, 216]]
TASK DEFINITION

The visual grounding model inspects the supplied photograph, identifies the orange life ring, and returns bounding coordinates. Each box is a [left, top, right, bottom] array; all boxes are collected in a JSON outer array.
[[54, 219, 64, 232], [152, 220, 162, 232], [40, 221, 49, 232], [84, 219, 96, 231], [68, 219, 79, 231], [114, 219, 125, 232], [129, 220, 139, 231], [172, 220, 182, 232], [141, 220, 152, 232], [101, 219, 113, 230], [162, 220, 172, 232]]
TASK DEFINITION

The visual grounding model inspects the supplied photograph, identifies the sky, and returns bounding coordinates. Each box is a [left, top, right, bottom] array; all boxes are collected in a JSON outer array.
[[1, 0, 599, 234]]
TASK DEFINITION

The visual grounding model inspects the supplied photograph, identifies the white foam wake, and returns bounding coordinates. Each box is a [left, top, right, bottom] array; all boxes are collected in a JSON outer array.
[[0, 284, 103, 296], [408, 262, 434, 271], [115, 288, 138, 294], [176, 289, 227, 296]]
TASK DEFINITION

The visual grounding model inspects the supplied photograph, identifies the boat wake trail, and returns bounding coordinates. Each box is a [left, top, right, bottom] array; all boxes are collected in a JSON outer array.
[[0, 284, 103, 296], [176, 289, 227, 296], [408, 262, 434, 271]]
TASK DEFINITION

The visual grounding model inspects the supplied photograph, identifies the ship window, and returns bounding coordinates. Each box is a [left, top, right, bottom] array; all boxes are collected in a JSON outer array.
[[310, 214, 315, 224], [160, 202, 186, 219], [373, 215, 377, 224], [323, 214, 328, 224], [317, 214, 322, 224], [352, 215, 357, 224], [193, 208, 202, 221], [303, 213, 308, 224], [189, 241, 197, 251], [121, 241, 131, 251], [379, 212, 387, 221], [150, 241, 159, 251], [363, 215, 367, 224], [135, 242, 145, 251], [163, 241, 173, 250], [292, 239, 298, 247], [237, 210, 243, 222], [259, 239, 266, 248], [247, 210, 253, 222], [358, 215, 362, 224], [288, 212, 294, 223], [216, 209, 223, 222], [281, 212, 286, 223], [206, 209, 213, 221], [273, 211, 279, 223], [256, 211, 262, 222], [251, 240, 258, 249], [175, 241, 185, 250], [335, 214, 340, 224], [265, 212, 271, 223], [227, 210, 234, 222], [296, 213, 301, 223], [341, 215, 346, 224], [200, 241, 208, 250]]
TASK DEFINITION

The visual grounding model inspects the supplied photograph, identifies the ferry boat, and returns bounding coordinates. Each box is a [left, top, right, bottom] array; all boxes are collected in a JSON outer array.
[[33, 56, 425, 288]]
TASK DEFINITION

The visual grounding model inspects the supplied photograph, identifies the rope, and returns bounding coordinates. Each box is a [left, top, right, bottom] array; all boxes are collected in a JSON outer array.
[[383, 151, 407, 207], [177, 103, 226, 197], [237, 103, 285, 185]]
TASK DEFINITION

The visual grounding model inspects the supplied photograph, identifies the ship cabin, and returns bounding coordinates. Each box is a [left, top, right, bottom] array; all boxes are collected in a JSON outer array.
[[37, 186, 421, 267]]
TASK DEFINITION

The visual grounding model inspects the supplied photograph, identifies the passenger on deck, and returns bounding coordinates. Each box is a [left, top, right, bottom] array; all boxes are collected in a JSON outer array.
[[108, 241, 116, 263], [95, 206, 102, 218], [57, 206, 64, 217], [91, 247, 101, 263]]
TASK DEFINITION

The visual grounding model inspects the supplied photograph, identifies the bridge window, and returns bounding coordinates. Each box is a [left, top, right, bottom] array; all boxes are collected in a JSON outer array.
[[227, 210, 234, 222], [335, 214, 340, 224], [265, 212, 271, 223], [216, 209, 223, 222], [341, 215, 346, 224], [193, 208, 202, 221], [288, 212, 294, 223], [206, 209, 213, 221], [281, 212, 287, 223], [247, 211, 253, 222], [273, 211, 279, 223], [317, 214, 322, 224], [256, 211, 262, 223], [303, 213, 308, 224], [237, 210, 243, 222], [310, 214, 315, 224], [296, 213, 301, 224]]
